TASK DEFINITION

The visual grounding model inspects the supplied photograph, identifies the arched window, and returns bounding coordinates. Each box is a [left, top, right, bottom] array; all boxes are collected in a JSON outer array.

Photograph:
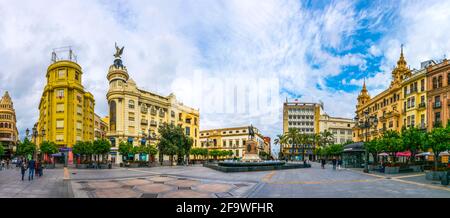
[[128, 100, 135, 109], [109, 100, 117, 131], [433, 77, 438, 89], [0, 123, 3, 128]]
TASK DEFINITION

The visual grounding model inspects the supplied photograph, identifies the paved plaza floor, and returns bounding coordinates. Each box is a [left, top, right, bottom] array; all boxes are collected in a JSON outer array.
[[1, 162, 449, 198]]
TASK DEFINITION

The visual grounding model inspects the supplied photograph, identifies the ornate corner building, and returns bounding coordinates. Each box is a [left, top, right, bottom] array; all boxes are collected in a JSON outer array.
[[106, 46, 200, 164], [35, 49, 95, 163], [0, 91, 19, 158], [353, 47, 450, 142]]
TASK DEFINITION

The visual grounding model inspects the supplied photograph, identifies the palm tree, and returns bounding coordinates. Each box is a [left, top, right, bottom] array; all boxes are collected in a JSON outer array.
[[285, 128, 302, 161]]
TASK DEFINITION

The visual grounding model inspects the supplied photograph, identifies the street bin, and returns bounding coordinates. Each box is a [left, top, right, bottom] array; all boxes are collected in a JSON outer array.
[[441, 171, 449, 186]]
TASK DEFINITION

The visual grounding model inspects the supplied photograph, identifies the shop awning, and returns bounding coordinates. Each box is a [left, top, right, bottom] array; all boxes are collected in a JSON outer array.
[[416, 152, 431, 156], [439, 151, 449, 156], [396, 151, 411, 157]]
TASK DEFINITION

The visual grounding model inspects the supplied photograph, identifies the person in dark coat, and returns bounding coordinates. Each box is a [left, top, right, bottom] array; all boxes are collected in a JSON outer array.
[[321, 158, 326, 169], [28, 159, 35, 181], [20, 159, 27, 181], [332, 158, 337, 170]]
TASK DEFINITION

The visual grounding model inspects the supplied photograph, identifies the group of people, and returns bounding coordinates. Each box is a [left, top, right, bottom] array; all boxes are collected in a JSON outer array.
[[0, 159, 12, 170], [18, 158, 44, 181], [320, 158, 343, 170]]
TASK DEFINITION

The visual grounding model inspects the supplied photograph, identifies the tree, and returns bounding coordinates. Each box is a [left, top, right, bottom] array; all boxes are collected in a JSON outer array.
[[364, 138, 384, 165], [424, 126, 450, 171], [157, 123, 193, 165], [16, 138, 36, 159], [0, 142, 4, 158], [401, 127, 425, 163], [190, 148, 202, 161], [118, 141, 133, 162], [141, 144, 158, 165], [93, 139, 111, 164], [285, 128, 302, 160], [73, 141, 94, 163], [379, 130, 403, 162], [327, 144, 344, 157], [209, 150, 220, 160], [40, 141, 58, 163]]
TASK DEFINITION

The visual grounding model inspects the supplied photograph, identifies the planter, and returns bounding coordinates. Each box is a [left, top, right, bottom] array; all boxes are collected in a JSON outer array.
[[409, 165, 422, 172], [76, 164, 89, 169], [128, 163, 139, 168], [426, 171, 446, 181], [384, 166, 400, 174]]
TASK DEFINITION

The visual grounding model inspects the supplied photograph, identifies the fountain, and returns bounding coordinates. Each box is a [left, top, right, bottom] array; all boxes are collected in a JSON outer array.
[[204, 126, 311, 173]]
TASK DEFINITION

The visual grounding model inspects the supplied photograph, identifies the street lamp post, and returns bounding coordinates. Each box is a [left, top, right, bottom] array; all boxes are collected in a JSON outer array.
[[355, 110, 378, 173]]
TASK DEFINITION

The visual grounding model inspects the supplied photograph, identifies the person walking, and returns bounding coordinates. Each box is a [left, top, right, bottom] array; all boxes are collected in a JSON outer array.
[[332, 158, 337, 170], [1, 159, 4, 170], [6, 159, 10, 169], [35, 160, 41, 178], [20, 160, 27, 181], [28, 158, 36, 181], [321, 158, 326, 169], [337, 158, 343, 170]]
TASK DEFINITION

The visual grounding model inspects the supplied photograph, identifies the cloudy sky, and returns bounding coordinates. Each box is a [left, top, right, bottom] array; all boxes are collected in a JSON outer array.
[[1, 0, 450, 154]]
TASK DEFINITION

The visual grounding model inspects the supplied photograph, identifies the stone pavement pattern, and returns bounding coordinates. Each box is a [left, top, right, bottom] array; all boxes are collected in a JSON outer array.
[[0, 167, 70, 198], [1, 163, 449, 198], [71, 174, 256, 198]]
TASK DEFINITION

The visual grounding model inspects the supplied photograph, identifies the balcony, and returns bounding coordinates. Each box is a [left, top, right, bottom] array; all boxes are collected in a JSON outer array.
[[150, 120, 157, 126], [418, 102, 426, 109], [150, 110, 157, 116], [141, 119, 148, 125], [433, 102, 441, 109], [159, 111, 165, 118]]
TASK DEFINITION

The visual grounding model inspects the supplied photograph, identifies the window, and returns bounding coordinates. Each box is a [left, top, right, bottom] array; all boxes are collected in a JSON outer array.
[[438, 76, 443, 88], [433, 77, 438, 89], [185, 127, 190, 136], [171, 111, 175, 118], [56, 103, 64, 113], [435, 112, 441, 122], [56, 134, 64, 142], [77, 106, 82, 115], [128, 100, 135, 109], [58, 69, 65, 78], [75, 72, 79, 81], [56, 120, 64, 129], [223, 141, 226, 147], [421, 79, 425, 91], [56, 89, 64, 98], [411, 115, 415, 127], [76, 121, 82, 130]]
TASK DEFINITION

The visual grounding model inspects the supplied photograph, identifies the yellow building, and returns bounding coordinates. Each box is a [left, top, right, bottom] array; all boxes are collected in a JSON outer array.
[[36, 48, 95, 163], [353, 47, 428, 142], [401, 66, 428, 129], [199, 126, 268, 159], [0, 91, 19, 158], [319, 114, 354, 144], [106, 45, 200, 164]]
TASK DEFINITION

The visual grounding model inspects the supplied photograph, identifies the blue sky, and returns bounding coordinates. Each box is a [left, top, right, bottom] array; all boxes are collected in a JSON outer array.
[[1, 0, 450, 155]]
